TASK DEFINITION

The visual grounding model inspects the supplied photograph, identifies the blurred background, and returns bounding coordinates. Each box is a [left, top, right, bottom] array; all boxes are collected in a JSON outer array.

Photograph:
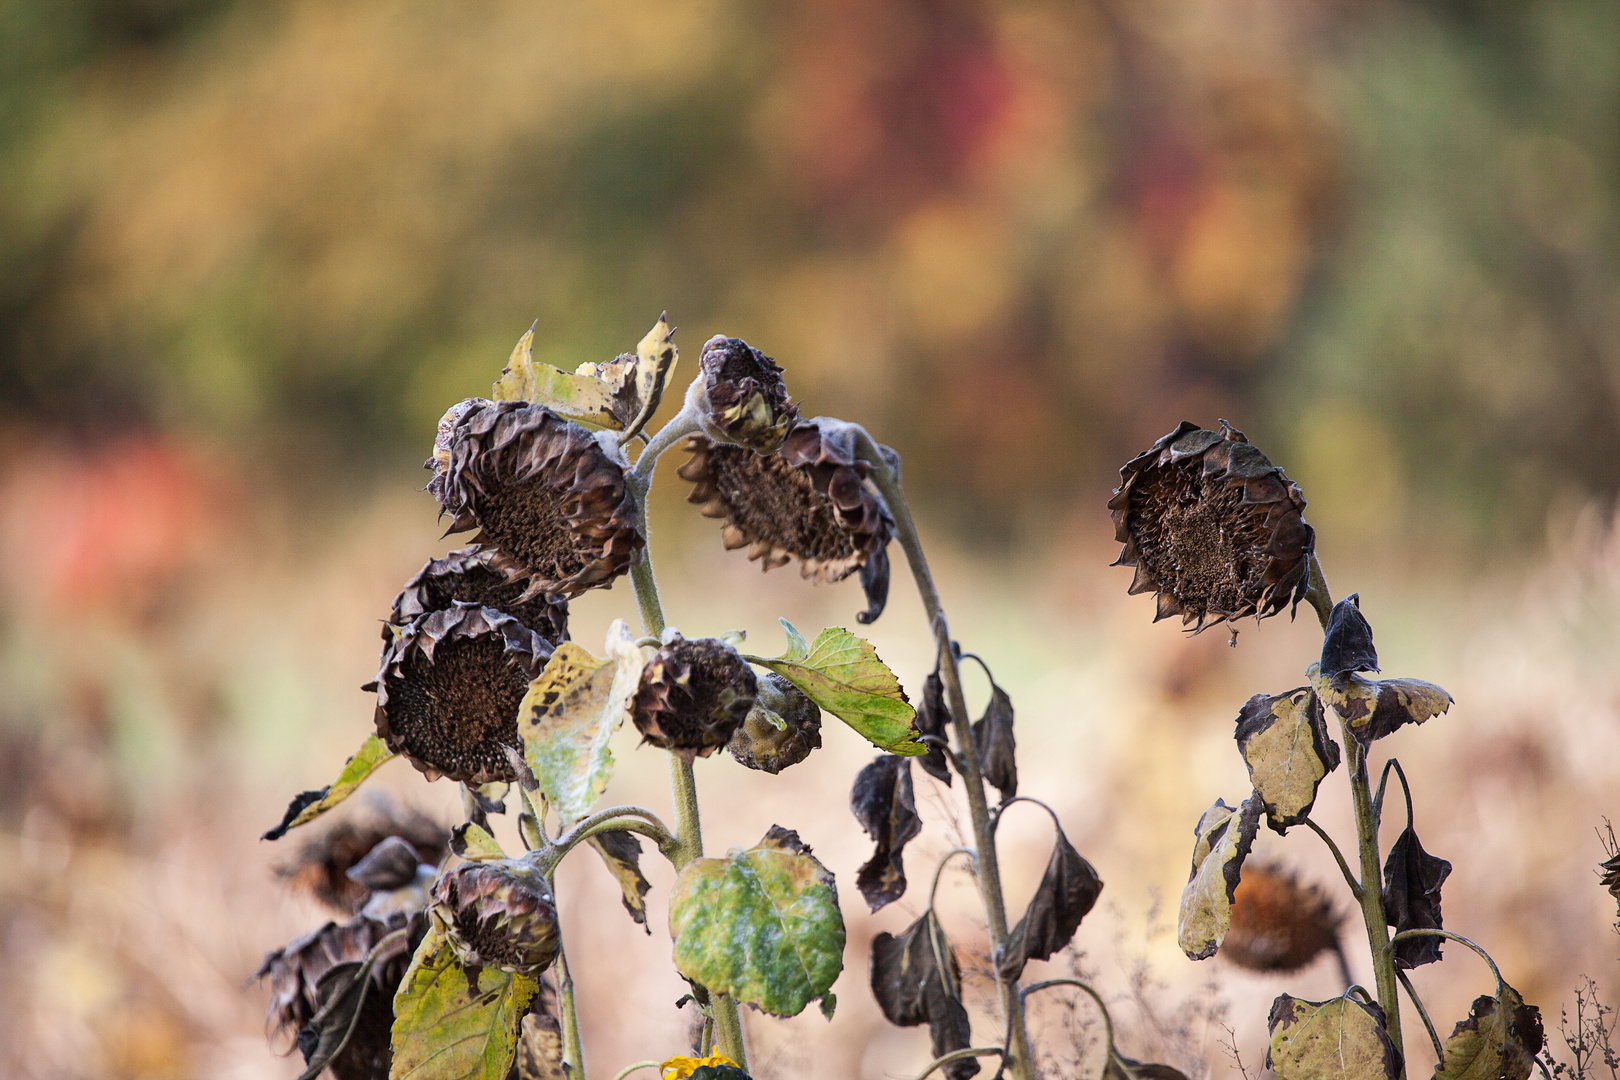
[[1, 0, 1618, 1076]]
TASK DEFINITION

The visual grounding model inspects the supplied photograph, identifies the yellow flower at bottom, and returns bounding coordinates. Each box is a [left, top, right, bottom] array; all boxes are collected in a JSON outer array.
[[661, 1052, 739, 1079]]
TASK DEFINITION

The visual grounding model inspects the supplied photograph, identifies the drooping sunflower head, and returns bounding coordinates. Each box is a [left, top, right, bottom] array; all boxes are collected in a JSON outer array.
[[1109, 420, 1313, 630], [676, 417, 896, 622], [429, 399, 643, 597], [278, 803, 447, 915], [697, 335, 798, 453], [373, 603, 552, 785], [391, 546, 569, 646], [429, 858, 560, 975], [631, 635, 758, 761], [1221, 862, 1342, 973], [727, 671, 822, 774]]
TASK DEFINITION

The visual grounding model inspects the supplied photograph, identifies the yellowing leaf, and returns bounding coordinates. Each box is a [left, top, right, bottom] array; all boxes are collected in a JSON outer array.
[[621, 313, 679, 444], [513, 1014, 567, 1080], [450, 822, 506, 861], [1177, 795, 1262, 961], [390, 929, 539, 1080], [263, 734, 396, 840], [746, 622, 922, 756], [1265, 993, 1401, 1080], [669, 826, 845, 1018], [1235, 688, 1340, 833], [1433, 983, 1544, 1080], [1309, 663, 1452, 746], [517, 621, 648, 826], [491, 324, 627, 429]]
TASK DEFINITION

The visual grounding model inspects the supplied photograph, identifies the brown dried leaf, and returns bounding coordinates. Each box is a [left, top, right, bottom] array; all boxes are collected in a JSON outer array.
[[1177, 795, 1262, 961], [869, 912, 978, 1080], [971, 682, 1017, 801], [851, 754, 923, 911], [586, 829, 651, 932], [1102, 1053, 1194, 1080], [999, 827, 1103, 981], [1312, 667, 1453, 748], [1433, 982, 1544, 1080], [913, 669, 952, 786], [513, 1012, 568, 1080], [1382, 825, 1452, 968], [1266, 993, 1402, 1080], [1235, 687, 1340, 833], [1320, 594, 1379, 678]]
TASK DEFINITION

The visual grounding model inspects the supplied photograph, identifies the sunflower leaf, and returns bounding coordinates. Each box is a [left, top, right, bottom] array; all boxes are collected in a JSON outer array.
[[1265, 992, 1402, 1080], [263, 734, 396, 840], [1176, 795, 1262, 960], [669, 826, 845, 1018], [746, 626, 922, 756], [850, 754, 922, 911], [1000, 826, 1103, 981], [1433, 982, 1544, 1080], [389, 929, 539, 1080], [1235, 687, 1340, 833], [869, 910, 978, 1080]]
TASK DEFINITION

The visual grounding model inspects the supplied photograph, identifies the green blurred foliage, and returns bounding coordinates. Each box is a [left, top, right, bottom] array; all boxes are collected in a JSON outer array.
[[0, 0, 1615, 545]]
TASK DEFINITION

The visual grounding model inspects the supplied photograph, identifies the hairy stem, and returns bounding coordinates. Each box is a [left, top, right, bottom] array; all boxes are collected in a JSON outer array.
[[625, 399, 748, 1069], [546, 878, 587, 1078], [1304, 553, 1334, 629], [854, 429, 1037, 1080]]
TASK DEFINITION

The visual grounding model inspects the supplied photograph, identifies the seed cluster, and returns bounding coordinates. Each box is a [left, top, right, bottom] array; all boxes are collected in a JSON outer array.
[[703, 443, 858, 567]]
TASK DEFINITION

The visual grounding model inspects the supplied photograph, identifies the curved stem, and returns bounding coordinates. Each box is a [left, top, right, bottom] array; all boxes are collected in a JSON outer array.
[[1021, 978, 1114, 1060], [992, 795, 1063, 836], [855, 428, 1036, 1080], [1303, 816, 1364, 901], [928, 847, 978, 911], [1398, 969, 1445, 1065], [545, 871, 587, 1080], [609, 1062, 661, 1080], [1388, 929, 1504, 990], [911, 1048, 1006, 1080], [624, 398, 748, 1070]]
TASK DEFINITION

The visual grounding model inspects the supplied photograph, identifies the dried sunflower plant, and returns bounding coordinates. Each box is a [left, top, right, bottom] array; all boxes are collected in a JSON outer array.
[[1110, 421, 1553, 1080], [254, 317, 1154, 1080]]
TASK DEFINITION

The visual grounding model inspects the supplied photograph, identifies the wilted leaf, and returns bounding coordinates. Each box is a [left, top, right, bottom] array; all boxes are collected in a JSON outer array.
[[999, 826, 1103, 981], [1177, 796, 1262, 961], [1320, 594, 1379, 679], [1102, 1053, 1193, 1080], [450, 822, 506, 861], [518, 622, 647, 826], [669, 826, 844, 1018], [513, 1012, 567, 1080], [971, 682, 1016, 801], [913, 669, 952, 785], [1235, 688, 1340, 833], [1383, 825, 1452, 968], [1266, 993, 1401, 1080], [1433, 982, 1544, 1080], [292, 959, 378, 1080], [587, 829, 652, 931], [1311, 667, 1453, 748], [390, 929, 539, 1080], [347, 836, 426, 892], [746, 622, 922, 756], [491, 324, 626, 429], [265, 735, 396, 840], [869, 911, 978, 1080], [850, 754, 923, 912], [621, 313, 679, 443]]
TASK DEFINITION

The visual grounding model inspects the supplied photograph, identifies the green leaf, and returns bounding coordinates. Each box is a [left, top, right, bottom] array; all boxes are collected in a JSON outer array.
[[491, 323, 628, 429], [1176, 795, 1262, 960], [1235, 687, 1340, 833], [390, 929, 539, 1080], [745, 625, 922, 756], [1265, 993, 1402, 1080], [1433, 983, 1544, 1080], [263, 734, 395, 840], [517, 621, 648, 826], [668, 826, 845, 1018]]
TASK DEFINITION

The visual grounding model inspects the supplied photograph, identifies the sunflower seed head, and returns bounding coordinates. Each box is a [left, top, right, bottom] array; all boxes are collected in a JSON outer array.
[[391, 546, 568, 646], [727, 672, 822, 773], [1221, 862, 1342, 973], [429, 858, 560, 975], [697, 335, 798, 453], [632, 635, 758, 761]]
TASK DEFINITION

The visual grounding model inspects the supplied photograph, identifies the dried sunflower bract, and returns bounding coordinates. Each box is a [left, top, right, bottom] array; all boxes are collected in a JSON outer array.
[[391, 546, 569, 646], [430, 399, 643, 597], [373, 603, 552, 785], [727, 671, 822, 773], [1109, 420, 1313, 630], [697, 334, 798, 453], [632, 635, 758, 761], [677, 417, 896, 622], [429, 858, 560, 976]]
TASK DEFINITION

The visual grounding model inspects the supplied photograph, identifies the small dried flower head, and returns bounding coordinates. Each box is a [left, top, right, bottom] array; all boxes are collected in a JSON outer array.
[[697, 335, 798, 452], [391, 546, 569, 646], [256, 913, 421, 1080], [373, 603, 552, 785], [1221, 862, 1343, 973], [429, 858, 560, 975], [430, 399, 643, 597], [727, 671, 822, 773], [1109, 420, 1314, 631], [278, 804, 447, 914], [632, 635, 758, 761], [677, 417, 896, 622]]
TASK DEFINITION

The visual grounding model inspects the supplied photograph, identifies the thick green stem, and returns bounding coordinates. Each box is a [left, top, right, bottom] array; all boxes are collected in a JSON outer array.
[[1346, 736, 1405, 1067], [625, 399, 748, 1069], [546, 875, 588, 1078], [854, 429, 1037, 1080]]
